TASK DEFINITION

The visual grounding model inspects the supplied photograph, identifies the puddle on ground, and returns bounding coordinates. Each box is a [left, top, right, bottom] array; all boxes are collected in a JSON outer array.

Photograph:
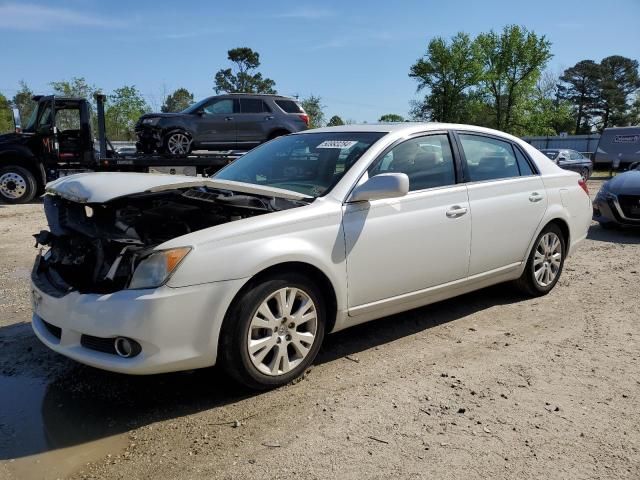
[[0, 375, 127, 479], [0, 365, 245, 479]]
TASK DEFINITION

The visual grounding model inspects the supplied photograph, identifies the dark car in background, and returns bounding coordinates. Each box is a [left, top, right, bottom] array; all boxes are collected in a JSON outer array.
[[135, 94, 309, 155], [592, 163, 640, 229], [539, 149, 593, 180]]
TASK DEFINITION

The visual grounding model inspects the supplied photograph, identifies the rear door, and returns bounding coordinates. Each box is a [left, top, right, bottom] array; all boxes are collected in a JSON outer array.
[[195, 98, 238, 149], [236, 98, 271, 148], [456, 132, 547, 276]]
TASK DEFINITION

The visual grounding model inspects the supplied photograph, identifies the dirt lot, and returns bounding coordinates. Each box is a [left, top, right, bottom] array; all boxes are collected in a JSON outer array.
[[1, 178, 639, 480]]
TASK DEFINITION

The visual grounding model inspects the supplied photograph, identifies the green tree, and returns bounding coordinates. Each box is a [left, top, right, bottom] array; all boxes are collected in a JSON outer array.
[[409, 32, 482, 122], [300, 95, 325, 128], [476, 25, 552, 133], [597, 55, 640, 129], [161, 88, 194, 112], [515, 71, 574, 135], [0, 93, 13, 133], [558, 60, 603, 133], [327, 115, 344, 126], [378, 113, 405, 122], [214, 48, 277, 94], [105, 86, 149, 140], [11, 81, 35, 126]]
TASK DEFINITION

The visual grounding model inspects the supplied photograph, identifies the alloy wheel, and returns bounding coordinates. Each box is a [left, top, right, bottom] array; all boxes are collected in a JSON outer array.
[[533, 232, 562, 287], [0, 172, 27, 200], [247, 287, 318, 376], [166, 133, 191, 155]]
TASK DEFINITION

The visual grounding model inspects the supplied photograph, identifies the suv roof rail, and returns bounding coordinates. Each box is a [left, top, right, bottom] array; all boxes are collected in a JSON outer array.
[[218, 93, 299, 99]]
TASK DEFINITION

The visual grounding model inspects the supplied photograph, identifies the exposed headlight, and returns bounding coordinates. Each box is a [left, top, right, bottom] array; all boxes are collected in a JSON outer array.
[[128, 247, 191, 289], [141, 117, 160, 126]]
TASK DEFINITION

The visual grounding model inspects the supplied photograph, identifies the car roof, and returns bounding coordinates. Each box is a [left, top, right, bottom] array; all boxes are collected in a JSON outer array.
[[300, 122, 526, 141]]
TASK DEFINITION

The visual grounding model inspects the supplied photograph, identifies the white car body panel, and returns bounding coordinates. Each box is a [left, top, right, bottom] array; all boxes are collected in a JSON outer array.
[[31, 123, 593, 374]]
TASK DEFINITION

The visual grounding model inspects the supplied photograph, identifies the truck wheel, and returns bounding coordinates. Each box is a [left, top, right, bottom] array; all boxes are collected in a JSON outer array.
[[0, 166, 37, 204], [162, 131, 192, 156]]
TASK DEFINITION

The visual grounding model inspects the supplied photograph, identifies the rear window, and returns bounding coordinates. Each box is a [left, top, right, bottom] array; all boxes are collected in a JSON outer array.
[[275, 100, 303, 114], [541, 150, 559, 160]]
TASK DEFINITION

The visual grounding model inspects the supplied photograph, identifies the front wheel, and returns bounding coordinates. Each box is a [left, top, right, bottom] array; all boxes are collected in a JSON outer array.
[[220, 274, 326, 390], [0, 166, 37, 204], [514, 224, 566, 297], [162, 131, 192, 156]]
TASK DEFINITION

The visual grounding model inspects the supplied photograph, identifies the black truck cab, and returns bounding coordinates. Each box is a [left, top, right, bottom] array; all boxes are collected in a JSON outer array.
[[0, 96, 94, 203]]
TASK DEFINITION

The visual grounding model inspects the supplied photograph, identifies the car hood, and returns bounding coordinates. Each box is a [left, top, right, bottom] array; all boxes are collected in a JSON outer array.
[[45, 172, 312, 203], [606, 170, 640, 195], [138, 112, 186, 120]]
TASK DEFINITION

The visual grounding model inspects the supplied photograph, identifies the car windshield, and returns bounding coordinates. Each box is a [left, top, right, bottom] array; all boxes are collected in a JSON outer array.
[[213, 132, 386, 197], [542, 150, 559, 160]]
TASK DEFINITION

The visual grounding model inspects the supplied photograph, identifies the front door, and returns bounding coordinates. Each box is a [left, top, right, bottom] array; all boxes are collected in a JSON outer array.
[[196, 98, 238, 149], [343, 133, 471, 309], [456, 132, 547, 276]]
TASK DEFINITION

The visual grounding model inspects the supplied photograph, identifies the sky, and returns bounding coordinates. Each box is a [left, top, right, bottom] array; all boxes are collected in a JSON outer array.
[[0, 0, 639, 122]]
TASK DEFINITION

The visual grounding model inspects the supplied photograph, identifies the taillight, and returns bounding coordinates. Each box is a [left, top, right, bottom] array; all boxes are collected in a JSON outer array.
[[299, 114, 309, 126], [578, 178, 589, 195]]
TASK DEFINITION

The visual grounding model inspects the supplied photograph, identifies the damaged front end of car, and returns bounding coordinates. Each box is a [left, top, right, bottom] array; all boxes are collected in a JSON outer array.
[[32, 179, 308, 296]]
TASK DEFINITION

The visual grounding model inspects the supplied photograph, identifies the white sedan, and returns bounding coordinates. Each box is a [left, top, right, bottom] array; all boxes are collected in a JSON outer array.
[[30, 124, 591, 389]]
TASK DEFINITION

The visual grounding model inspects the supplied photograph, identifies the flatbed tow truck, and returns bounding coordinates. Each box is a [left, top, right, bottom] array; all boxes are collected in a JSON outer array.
[[0, 94, 242, 203]]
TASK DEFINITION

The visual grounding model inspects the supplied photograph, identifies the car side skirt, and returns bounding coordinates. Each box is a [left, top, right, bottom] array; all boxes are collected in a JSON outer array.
[[338, 262, 522, 329]]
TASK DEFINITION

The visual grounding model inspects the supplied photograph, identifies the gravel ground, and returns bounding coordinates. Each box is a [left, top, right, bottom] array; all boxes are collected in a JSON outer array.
[[1, 179, 639, 480]]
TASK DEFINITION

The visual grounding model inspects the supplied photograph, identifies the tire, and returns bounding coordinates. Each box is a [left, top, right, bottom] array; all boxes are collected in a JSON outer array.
[[161, 130, 192, 156], [580, 167, 590, 181], [0, 165, 37, 204], [220, 273, 326, 390], [514, 223, 566, 297], [599, 222, 617, 230], [267, 130, 290, 141]]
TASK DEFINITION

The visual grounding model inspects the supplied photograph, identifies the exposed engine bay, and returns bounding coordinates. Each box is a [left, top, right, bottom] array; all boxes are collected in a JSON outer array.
[[33, 187, 307, 294]]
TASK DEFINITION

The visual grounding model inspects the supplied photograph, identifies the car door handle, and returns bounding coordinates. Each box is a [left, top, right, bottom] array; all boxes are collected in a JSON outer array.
[[529, 192, 544, 203], [224, 116, 234, 121], [446, 205, 468, 218], [264, 116, 274, 121]]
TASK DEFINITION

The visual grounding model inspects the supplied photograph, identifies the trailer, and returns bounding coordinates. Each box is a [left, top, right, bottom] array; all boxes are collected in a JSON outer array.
[[0, 94, 242, 203]]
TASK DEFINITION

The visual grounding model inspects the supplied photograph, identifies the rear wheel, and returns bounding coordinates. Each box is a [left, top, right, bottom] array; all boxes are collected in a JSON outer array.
[[580, 167, 590, 181], [162, 131, 192, 156], [0, 166, 37, 204], [514, 224, 566, 297], [220, 273, 326, 390]]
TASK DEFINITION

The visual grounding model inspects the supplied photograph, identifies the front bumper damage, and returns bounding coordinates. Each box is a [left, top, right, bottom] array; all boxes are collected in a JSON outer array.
[[31, 261, 247, 374]]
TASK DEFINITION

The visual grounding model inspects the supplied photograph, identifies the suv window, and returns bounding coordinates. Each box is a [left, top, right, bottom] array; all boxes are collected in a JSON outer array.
[[459, 134, 521, 181], [240, 99, 269, 113], [275, 100, 303, 114], [369, 134, 456, 191], [203, 99, 235, 115]]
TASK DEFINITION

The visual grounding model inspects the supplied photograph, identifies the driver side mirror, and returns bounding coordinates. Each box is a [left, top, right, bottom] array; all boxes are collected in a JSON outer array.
[[348, 173, 409, 202], [12, 108, 21, 133]]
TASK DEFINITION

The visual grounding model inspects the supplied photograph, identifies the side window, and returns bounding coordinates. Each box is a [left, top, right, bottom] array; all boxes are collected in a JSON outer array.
[[369, 134, 456, 191], [55, 108, 81, 131], [569, 151, 580, 160], [38, 106, 52, 128], [513, 146, 535, 176], [203, 99, 234, 115], [459, 134, 520, 182], [240, 99, 265, 113]]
